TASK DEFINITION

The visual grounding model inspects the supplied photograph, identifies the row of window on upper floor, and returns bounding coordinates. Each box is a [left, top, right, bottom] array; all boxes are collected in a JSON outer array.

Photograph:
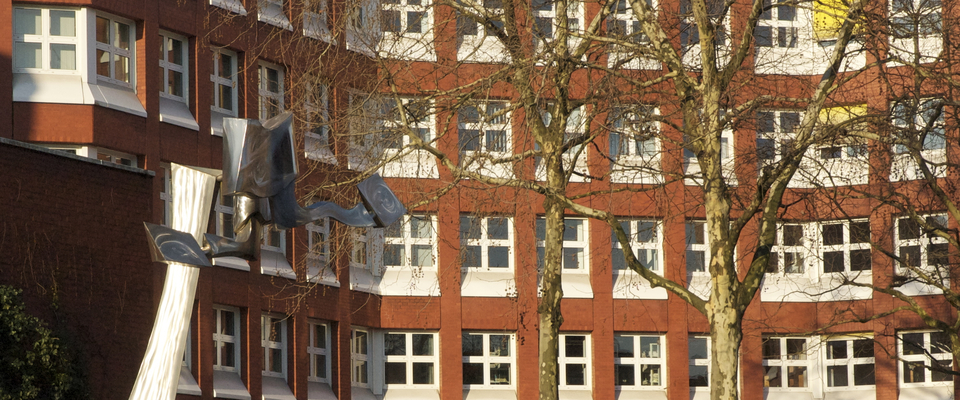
[[188, 308, 956, 400]]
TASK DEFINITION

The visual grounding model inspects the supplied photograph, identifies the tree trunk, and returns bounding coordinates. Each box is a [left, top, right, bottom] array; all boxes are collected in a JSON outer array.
[[539, 150, 566, 400], [708, 288, 744, 400]]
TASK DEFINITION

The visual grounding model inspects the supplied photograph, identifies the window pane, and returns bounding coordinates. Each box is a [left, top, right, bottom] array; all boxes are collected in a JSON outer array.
[[822, 224, 844, 245], [686, 222, 705, 244], [384, 362, 406, 384], [903, 361, 925, 383], [783, 225, 803, 246], [850, 249, 871, 271], [49, 10, 76, 36], [689, 365, 708, 386], [219, 84, 234, 111], [14, 8, 41, 35], [784, 252, 803, 273], [313, 325, 326, 349], [169, 70, 184, 97], [384, 333, 406, 355], [611, 248, 625, 270], [850, 222, 870, 243], [931, 332, 949, 353], [827, 340, 847, 359], [932, 360, 952, 382], [640, 337, 661, 357], [488, 246, 510, 268], [786, 339, 807, 360], [462, 334, 483, 356], [640, 364, 661, 386], [686, 250, 705, 273], [411, 216, 433, 238], [787, 366, 807, 387], [269, 348, 282, 372], [14, 42, 41, 69], [96, 49, 110, 77], [900, 246, 921, 268], [463, 363, 484, 384], [565, 364, 586, 385], [222, 311, 236, 335], [616, 364, 635, 385], [114, 54, 130, 82], [764, 366, 782, 387], [614, 336, 634, 357], [313, 354, 327, 378], [219, 53, 233, 79], [562, 248, 583, 270], [413, 362, 434, 384], [823, 251, 845, 273], [490, 363, 511, 384], [115, 22, 131, 50], [689, 337, 708, 359], [565, 336, 585, 358], [853, 339, 873, 357], [638, 221, 656, 242], [902, 333, 924, 355], [168, 38, 183, 65], [929, 243, 949, 266], [462, 246, 481, 268], [563, 220, 582, 241], [96, 17, 110, 44], [827, 365, 848, 387], [412, 245, 433, 267], [489, 335, 510, 356], [762, 338, 781, 359], [384, 244, 404, 266], [853, 363, 875, 385], [413, 334, 434, 356], [222, 342, 236, 367]]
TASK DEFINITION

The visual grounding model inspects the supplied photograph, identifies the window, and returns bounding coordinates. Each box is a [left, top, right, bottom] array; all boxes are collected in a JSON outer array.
[[13, 7, 79, 73], [900, 331, 953, 385], [612, 220, 660, 272], [211, 48, 239, 118], [307, 219, 330, 263], [535, 218, 589, 272], [462, 332, 514, 387], [755, 0, 797, 48], [304, 82, 331, 159], [456, 0, 503, 38], [351, 227, 373, 272], [160, 164, 172, 226], [261, 314, 287, 377], [610, 106, 658, 159], [210, 0, 248, 14], [214, 306, 241, 372], [159, 32, 188, 102], [896, 215, 949, 275], [304, 0, 332, 40], [559, 334, 590, 389], [381, 0, 426, 34], [382, 98, 433, 149], [685, 221, 708, 274], [762, 337, 809, 388], [890, 0, 941, 39], [384, 332, 438, 387], [607, 0, 650, 44], [351, 328, 370, 387], [259, 0, 293, 30], [308, 321, 331, 383], [258, 62, 285, 120], [813, 0, 861, 43], [824, 337, 875, 388], [262, 226, 287, 255], [458, 102, 511, 155], [95, 14, 134, 86], [688, 336, 709, 387], [215, 189, 236, 240], [532, 0, 580, 43], [756, 110, 800, 167], [385, 214, 436, 269], [614, 334, 664, 388], [816, 106, 868, 161], [820, 220, 871, 274], [679, 0, 726, 48], [766, 223, 807, 274], [892, 98, 946, 154], [460, 216, 513, 270]]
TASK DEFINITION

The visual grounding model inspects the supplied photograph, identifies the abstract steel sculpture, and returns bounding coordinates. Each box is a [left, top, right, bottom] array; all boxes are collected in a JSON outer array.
[[131, 112, 406, 400]]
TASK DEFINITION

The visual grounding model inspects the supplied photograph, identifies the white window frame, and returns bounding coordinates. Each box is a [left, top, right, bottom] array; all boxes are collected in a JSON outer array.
[[678, 0, 730, 68], [351, 227, 374, 273], [458, 101, 511, 155], [381, 0, 428, 36], [382, 97, 434, 150], [462, 332, 516, 388], [762, 336, 811, 389], [160, 163, 172, 226], [261, 314, 287, 378], [94, 12, 135, 87], [823, 336, 876, 389], [531, 0, 582, 45], [614, 334, 665, 389], [308, 321, 331, 383], [303, 0, 333, 41], [558, 334, 591, 390], [460, 216, 514, 271], [384, 214, 437, 270], [895, 214, 950, 276], [262, 226, 287, 255], [755, 0, 799, 48], [765, 222, 810, 275], [383, 332, 439, 388], [159, 31, 189, 103], [536, 217, 589, 273], [891, 98, 947, 181], [819, 220, 871, 275], [307, 218, 330, 265], [211, 47, 239, 117], [210, 0, 248, 15], [756, 110, 801, 168], [304, 81, 331, 159], [258, 0, 293, 30], [13, 7, 81, 74], [889, 0, 941, 40], [610, 105, 659, 159], [685, 221, 709, 275], [258, 61, 285, 120], [215, 189, 236, 240], [213, 305, 242, 373], [612, 219, 661, 273], [607, 0, 651, 45], [352, 328, 371, 387], [688, 336, 710, 388], [899, 330, 953, 387]]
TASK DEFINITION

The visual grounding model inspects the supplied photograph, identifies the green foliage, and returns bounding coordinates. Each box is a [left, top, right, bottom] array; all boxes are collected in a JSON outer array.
[[0, 285, 85, 400]]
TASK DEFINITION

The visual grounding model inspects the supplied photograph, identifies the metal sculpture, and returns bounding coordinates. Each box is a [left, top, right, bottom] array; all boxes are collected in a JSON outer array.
[[130, 112, 406, 400]]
